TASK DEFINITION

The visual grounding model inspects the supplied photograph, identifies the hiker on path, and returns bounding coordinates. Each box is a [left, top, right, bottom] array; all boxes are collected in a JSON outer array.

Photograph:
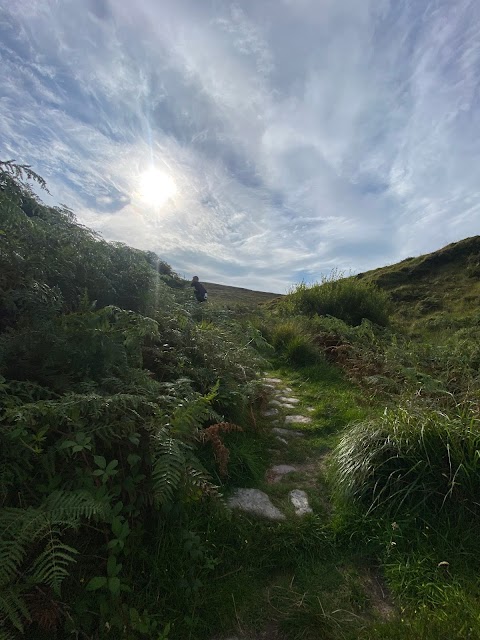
[[191, 276, 208, 302]]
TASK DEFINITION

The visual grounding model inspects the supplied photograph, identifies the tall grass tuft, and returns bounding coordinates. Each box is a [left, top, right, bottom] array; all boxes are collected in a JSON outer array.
[[285, 270, 392, 326], [271, 320, 321, 367], [332, 402, 480, 520]]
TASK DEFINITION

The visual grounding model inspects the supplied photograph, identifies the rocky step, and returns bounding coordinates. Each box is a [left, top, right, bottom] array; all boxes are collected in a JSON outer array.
[[285, 415, 312, 425], [227, 488, 286, 521], [289, 489, 313, 516], [272, 427, 305, 438], [266, 464, 298, 483]]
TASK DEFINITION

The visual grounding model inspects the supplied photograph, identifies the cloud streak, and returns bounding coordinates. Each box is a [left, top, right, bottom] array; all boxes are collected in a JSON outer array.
[[1, 0, 479, 292]]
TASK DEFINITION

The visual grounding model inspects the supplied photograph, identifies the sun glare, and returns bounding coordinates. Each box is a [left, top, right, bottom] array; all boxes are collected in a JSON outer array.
[[139, 168, 177, 207]]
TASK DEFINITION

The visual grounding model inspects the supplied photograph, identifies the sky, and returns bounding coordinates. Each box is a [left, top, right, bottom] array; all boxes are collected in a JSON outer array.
[[1, 0, 479, 293]]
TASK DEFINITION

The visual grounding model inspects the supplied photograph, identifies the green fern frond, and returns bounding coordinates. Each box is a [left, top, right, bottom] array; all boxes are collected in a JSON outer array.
[[151, 436, 186, 505], [0, 509, 50, 585], [0, 587, 30, 632], [185, 465, 219, 499], [44, 490, 108, 521], [0, 491, 99, 587], [170, 382, 219, 437], [3, 392, 158, 443], [30, 534, 78, 595]]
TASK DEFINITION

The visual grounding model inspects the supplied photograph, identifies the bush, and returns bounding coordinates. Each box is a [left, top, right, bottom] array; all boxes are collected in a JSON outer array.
[[271, 320, 301, 349], [269, 319, 320, 367], [332, 402, 480, 520], [285, 271, 392, 326], [283, 334, 319, 367]]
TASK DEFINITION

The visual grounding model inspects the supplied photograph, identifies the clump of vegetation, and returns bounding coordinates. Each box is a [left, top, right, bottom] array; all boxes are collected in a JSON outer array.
[[0, 161, 267, 638], [283, 271, 392, 326], [269, 319, 321, 367], [332, 401, 480, 521]]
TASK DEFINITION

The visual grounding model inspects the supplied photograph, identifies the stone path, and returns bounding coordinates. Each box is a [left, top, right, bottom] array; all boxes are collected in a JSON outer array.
[[221, 372, 395, 640], [227, 374, 314, 520]]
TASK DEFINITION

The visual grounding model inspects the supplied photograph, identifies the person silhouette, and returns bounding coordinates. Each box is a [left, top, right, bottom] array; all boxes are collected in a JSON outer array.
[[191, 276, 208, 302]]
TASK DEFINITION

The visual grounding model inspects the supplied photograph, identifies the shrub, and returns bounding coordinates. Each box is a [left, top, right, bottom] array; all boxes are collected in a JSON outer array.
[[271, 320, 302, 349], [269, 319, 320, 367], [332, 402, 480, 520], [283, 334, 319, 367], [285, 271, 392, 326]]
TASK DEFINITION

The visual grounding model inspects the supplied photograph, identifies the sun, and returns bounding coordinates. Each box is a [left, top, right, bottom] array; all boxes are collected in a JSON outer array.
[[138, 168, 177, 207]]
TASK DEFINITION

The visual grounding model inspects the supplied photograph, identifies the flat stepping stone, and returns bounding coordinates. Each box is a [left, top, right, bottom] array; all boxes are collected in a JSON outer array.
[[268, 399, 284, 407], [289, 489, 313, 516], [228, 488, 286, 521], [285, 415, 312, 425], [262, 408, 279, 417], [279, 396, 300, 404], [272, 427, 304, 438], [266, 464, 298, 483], [271, 399, 297, 409], [283, 387, 293, 393], [263, 377, 283, 384]]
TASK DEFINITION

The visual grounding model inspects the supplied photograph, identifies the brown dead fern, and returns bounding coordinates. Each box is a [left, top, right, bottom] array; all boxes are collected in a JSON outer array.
[[201, 422, 243, 477]]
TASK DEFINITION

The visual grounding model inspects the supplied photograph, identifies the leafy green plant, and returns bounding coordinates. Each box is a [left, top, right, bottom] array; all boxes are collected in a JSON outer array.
[[285, 271, 392, 326]]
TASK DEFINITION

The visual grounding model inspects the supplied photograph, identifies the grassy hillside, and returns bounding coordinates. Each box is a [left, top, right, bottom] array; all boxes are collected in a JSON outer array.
[[203, 281, 282, 307], [356, 236, 480, 332]]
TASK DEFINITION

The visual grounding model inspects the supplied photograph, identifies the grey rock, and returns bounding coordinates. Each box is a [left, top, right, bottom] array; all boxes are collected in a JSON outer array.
[[267, 464, 298, 483], [271, 464, 298, 475], [228, 488, 286, 521], [285, 415, 312, 425], [263, 377, 283, 384], [289, 489, 313, 516], [262, 408, 279, 417], [279, 396, 300, 404], [272, 427, 304, 438], [269, 399, 284, 407], [275, 436, 289, 445]]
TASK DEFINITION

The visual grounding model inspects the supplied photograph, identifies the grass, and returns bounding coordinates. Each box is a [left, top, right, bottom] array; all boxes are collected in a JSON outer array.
[[134, 352, 391, 640], [284, 272, 392, 327], [332, 402, 480, 521], [114, 242, 480, 639], [356, 235, 480, 334], [202, 281, 282, 307], [50, 338, 480, 640]]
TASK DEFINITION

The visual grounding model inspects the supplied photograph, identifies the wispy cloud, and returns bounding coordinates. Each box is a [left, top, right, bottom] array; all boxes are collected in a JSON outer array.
[[1, 0, 479, 292]]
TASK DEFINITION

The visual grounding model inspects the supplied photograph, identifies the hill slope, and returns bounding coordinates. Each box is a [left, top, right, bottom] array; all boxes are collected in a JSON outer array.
[[204, 281, 282, 306], [357, 236, 480, 331]]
